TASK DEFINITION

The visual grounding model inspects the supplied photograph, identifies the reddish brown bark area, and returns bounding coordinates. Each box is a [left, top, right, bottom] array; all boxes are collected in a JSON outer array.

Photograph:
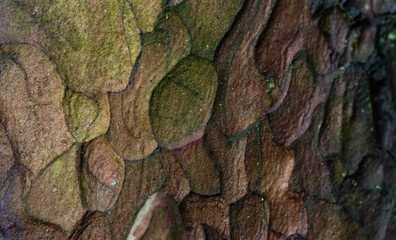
[[0, 0, 396, 239]]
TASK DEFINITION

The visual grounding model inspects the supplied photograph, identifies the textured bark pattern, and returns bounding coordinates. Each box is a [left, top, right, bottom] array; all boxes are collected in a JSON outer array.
[[0, 0, 395, 239]]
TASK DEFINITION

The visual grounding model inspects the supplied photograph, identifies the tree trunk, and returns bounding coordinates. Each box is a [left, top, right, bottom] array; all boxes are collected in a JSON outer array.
[[0, 0, 395, 239]]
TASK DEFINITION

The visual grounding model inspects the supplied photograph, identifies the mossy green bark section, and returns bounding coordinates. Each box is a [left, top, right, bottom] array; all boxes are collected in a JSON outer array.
[[63, 91, 110, 143], [128, 0, 163, 32], [26, 146, 85, 234], [123, 1, 144, 66], [16, 0, 141, 96], [63, 90, 98, 142], [150, 56, 218, 149], [86, 94, 111, 141], [175, 0, 244, 60], [155, 8, 191, 71]]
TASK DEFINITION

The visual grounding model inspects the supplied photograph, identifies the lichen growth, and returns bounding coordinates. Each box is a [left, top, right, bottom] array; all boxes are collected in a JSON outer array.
[[63, 90, 110, 143], [155, 8, 191, 71], [63, 90, 98, 142], [175, 0, 244, 60], [127, 0, 163, 32], [17, 0, 141, 96], [150, 56, 218, 147]]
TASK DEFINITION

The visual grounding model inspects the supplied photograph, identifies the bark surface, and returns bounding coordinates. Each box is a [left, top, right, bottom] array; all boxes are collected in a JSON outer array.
[[0, 0, 395, 239]]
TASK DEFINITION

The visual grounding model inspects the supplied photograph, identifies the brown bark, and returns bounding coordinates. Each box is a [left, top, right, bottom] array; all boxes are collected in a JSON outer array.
[[0, 0, 395, 239]]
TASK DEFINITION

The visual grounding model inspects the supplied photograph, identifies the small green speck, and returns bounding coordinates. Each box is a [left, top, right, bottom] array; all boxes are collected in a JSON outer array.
[[351, 179, 357, 187], [339, 66, 345, 70], [165, 14, 169, 19], [111, 181, 117, 186], [260, 198, 264, 202], [376, 185, 382, 190], [27, 100, 36, 107], [268, 83, 275, 89], [388, 33, 396, 40], [52, 188, 57, 192]]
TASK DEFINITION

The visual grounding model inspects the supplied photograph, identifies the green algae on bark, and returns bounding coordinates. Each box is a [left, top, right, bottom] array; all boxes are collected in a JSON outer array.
[[155, 8, 191, 71], [17, 0, 141, 96], [128, 0, 163, 33], [63, 90, 98, 142], [175, 0, 244, 60], [63, 91, 110, 143], [0, 44, 75, 176], [26, 146, 85, 234], [150, 56, 218, 149]]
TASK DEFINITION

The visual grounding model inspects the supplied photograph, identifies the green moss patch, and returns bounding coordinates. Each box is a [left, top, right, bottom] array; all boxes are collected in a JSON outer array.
[[175, 0, 243, 60], [128, 0, 163, 32], [150, 56, 217, 148], [63, 91, 110, 143], [18, 0, 141, 96]]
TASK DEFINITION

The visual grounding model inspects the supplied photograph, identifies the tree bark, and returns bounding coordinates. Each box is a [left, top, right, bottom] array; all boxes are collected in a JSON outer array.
[[0, 0, 395, 239]]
